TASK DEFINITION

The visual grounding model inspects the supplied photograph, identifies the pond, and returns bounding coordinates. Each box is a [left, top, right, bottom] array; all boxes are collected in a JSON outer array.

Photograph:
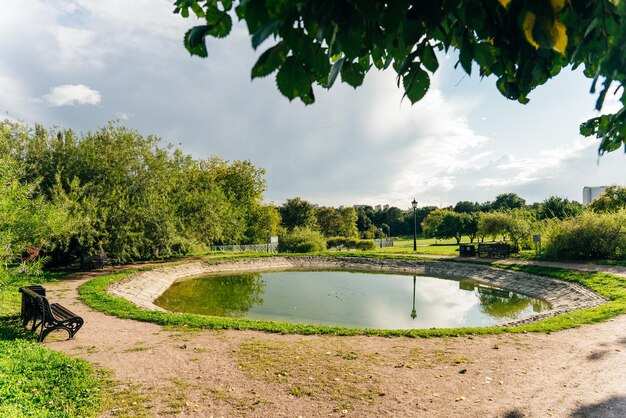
[[153, 270, 551, 329]]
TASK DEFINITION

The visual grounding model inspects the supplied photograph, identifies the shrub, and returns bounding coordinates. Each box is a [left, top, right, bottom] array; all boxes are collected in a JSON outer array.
[[326, 237, 376, 251], [278, 227, 327, 253], [354, 240, 376, 251], [543, 211, 626, 260], [326, 237, 347, 249]]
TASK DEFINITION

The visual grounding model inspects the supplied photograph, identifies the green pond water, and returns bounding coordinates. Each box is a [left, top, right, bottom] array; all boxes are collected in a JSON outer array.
[[154, 270, 551, 329]]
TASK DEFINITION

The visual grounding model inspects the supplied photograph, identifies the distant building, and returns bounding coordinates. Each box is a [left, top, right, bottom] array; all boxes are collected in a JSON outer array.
[[583, 186, 607, 204], [374, 205, 382, 211], [353, 205, 368, 209], [383, 204, 389, 210]]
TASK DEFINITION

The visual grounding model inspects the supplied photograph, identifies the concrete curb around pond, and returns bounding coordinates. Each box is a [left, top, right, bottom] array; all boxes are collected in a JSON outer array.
[[108, 256, 608, 327]]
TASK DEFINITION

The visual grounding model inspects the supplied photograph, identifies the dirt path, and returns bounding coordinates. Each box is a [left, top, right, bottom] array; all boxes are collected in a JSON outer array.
[[45, 263, 626, 418]]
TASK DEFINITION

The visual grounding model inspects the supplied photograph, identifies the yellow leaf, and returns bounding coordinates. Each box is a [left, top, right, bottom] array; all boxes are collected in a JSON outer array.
[[550, 0, 566, 11], [551, 19, 568, 54], [497, 0, 511, 8], [523, 12, 540, 49]]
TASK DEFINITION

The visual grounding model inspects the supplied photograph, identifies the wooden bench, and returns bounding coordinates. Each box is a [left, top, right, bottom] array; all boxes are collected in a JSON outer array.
[[477, 243, 511, 258], [19, 286, 84, 342]]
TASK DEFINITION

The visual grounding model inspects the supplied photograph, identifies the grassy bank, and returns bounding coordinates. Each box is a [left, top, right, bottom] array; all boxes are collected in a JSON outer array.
[[79, 255, 626, 338], [0, 270, 103, 417]]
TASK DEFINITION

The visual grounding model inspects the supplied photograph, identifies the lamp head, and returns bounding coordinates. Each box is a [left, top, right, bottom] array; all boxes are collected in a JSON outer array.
[[411, 199, 417, 209]]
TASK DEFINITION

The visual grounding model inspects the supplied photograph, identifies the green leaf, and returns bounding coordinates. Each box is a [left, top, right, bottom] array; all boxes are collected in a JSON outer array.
[[579, 119, 596, 137], [251, 42, 287, 79], [341, 61, 365, 88], [327, 57, 345, 88], [300, 86, 316, 105], [252, 20, 281, 49], [474, 43, 497, 70], [184, 26, 210, 58], [242, 0, 270, 33], [595, 79, 612, 111], [221, 0, 233, 11], [459, 33, 473, 75], [421, 44, 439, 73], [403, 67, 430, 103], [307, 44, 331, 81], [496, 78, 520, 100], [207, 11, 232, 38], [397, 50, 419, 77], [336, 23, 365, 59], [276, 57, 311, 101], [371, 46, 385, 69], [190, 3, 205, 18]]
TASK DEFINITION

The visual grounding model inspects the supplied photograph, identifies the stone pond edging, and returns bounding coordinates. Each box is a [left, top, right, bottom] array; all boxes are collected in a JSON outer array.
[[107, 256, 608, 327]]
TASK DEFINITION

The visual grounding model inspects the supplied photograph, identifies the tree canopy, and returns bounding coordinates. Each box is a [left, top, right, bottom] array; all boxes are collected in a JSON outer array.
[[0, 121, 274, 266], [175, 0, 626, 155], [589, 185, 626, 212]]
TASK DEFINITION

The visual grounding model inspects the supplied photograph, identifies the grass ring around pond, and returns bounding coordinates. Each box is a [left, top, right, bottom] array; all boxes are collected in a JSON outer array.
[[78, 255, 626, 338]]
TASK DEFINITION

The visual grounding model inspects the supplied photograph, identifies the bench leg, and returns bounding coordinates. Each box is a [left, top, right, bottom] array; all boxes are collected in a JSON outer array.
[[39, 326, 71, 343], [39, 318, 84, 342]]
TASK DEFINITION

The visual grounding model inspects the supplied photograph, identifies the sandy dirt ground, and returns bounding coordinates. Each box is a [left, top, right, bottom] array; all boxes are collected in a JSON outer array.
[[45, 265, 626, 418]]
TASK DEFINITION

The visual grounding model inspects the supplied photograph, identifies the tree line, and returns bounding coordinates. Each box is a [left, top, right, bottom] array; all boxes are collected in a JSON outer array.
[[277, 189, 626, 260], [2, 120, 624, 268]]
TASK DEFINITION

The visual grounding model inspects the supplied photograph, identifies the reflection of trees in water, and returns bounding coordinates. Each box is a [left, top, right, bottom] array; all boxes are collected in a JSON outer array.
[[154, 273, 265, 317], [460, 280, 550, 320]]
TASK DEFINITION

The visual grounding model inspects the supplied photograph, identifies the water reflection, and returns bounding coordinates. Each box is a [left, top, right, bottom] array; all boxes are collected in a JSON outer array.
[[411, 276, 417, 320], [155, 271, 551, 329], [459, 280, 551, 320], [154, 273, 265, 317]]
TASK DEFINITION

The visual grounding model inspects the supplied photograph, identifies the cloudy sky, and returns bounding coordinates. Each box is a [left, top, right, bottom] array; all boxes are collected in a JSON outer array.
[[1, 0, 624, 208]]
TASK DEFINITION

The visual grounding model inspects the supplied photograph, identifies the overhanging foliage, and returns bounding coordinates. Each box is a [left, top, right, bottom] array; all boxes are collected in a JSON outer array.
[[175, 0, 626, 155]]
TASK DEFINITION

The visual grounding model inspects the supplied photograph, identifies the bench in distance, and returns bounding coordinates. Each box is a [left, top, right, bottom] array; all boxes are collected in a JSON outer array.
[[477, 243, 511, 258]]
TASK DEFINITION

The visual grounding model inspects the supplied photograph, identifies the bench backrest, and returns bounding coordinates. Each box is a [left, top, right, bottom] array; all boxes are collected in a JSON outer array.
[[478, 243, 509, 250], [20, 287, 53, 321]]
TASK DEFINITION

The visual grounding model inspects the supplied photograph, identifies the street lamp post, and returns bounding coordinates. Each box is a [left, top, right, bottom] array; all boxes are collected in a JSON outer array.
[[411, 198, 418, 251]]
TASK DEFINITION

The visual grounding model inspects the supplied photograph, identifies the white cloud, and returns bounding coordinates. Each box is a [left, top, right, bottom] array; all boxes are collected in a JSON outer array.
[[47, 25, 101, 69], [43, 84, 101, 106]]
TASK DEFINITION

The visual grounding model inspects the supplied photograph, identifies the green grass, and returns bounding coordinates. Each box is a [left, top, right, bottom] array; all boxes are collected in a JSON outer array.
[[592, 259, 626, 267], [378, 237, 462, 256], [0, 269, 104, 418], [0, 340, 102, 417], [78, 255, 626, 338]]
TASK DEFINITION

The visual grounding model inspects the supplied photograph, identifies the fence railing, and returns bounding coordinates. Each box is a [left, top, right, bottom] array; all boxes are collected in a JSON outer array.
[[209, 243, 278, 253], [374, 238, 394, 248]]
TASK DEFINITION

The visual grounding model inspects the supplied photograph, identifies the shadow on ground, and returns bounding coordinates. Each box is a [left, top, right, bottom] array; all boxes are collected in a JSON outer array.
[[571, 396, 626, 418], [587, 349, 611, 361], [0, 315, 34, 341], [502, 410, 524, 418]]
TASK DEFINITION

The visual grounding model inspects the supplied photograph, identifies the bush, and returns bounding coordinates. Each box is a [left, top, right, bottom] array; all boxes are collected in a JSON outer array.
[[326, 237, 376, 251], [278, 227, 327, 253], [543, 211, 626, 260], [355, 240, 376, 251], [326, 237, 347, 249]]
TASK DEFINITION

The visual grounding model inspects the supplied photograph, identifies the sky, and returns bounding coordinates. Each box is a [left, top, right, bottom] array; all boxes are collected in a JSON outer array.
[[1, 0, 624, 209]]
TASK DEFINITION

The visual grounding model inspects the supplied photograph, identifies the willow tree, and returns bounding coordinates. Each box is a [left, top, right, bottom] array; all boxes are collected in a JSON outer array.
[[174, 0, 626, 154]]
